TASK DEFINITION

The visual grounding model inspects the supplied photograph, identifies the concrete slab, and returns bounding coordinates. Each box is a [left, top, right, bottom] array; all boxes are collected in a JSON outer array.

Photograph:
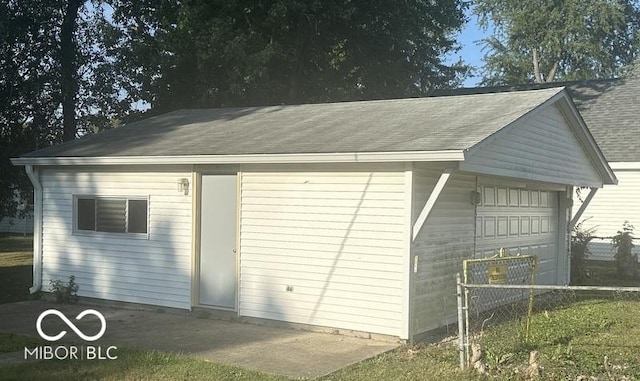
[[0, 300, 399, 378]]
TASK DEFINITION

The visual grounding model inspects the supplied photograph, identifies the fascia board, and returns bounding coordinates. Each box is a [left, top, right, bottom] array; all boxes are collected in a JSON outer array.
[[11, 150, 466, 166]]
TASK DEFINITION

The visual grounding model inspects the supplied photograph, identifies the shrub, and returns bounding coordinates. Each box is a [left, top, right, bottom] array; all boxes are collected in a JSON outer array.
[[612, 222, 637, 279], [570, 222, 595, 284], [49, 275, 79, 304]]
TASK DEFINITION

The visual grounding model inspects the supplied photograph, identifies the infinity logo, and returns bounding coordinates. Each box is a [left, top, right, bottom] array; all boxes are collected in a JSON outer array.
[[36, 309, 107, 342]]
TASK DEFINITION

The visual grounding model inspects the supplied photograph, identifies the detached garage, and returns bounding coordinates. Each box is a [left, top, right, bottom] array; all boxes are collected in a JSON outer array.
[[13, 87, 615, 341]]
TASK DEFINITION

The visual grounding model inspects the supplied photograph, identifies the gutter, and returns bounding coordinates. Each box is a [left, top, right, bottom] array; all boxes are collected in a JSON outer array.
[[10, 150, 467, 166], [25, 165, 43, 293]]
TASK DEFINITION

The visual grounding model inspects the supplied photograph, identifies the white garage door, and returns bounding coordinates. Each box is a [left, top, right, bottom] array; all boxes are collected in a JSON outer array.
[[475, 184, 559, 284]]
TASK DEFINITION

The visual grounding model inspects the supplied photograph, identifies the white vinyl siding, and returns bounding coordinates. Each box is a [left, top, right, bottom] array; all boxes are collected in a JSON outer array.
[[574, 168, 640, 237], [239, 169, 405, 336], [461, 105, 603, 188], [410, 166, 476, 335], [40, 168, 192, 309]]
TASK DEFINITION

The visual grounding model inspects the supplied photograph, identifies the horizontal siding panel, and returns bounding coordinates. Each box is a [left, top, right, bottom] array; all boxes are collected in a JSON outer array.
[[43, 241, 191, 257], [242, 182, 404, 192], [43, 266, 189, 290], [240, 295, 400, 318], [243, 173, 403, 183], [42, 233, 191, 249], [242, 266, 402, 283], [242, 196, 404, 209], [241, 269, 401, 288], [241, 232, 403, 249], [574, 169, 640, 236], [40, 168, 193, 309], [241, 225, 403, 241], [239, 169, 405, 336], [242, 190, 402, 200], [42, 270, 189, 297], [242, 246, 402, 263], [44, 252, 190, 272], [241, 204, 404, 217], [463, 105, 602, 187], [242, 238, 402, 256], [43, 260, 188, 282], [242, 218, 403, 232], [411, 169, 476, 335], [241, 211, 404, 225], [241, 258, 402, 278], [241, 275, 401, 296]]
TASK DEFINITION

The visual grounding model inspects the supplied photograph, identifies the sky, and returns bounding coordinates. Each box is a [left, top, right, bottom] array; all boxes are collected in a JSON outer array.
[[447, 10, 494, 87]]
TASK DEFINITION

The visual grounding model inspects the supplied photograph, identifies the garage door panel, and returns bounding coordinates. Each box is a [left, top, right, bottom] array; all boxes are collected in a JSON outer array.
[[476, 184, 559, 284]]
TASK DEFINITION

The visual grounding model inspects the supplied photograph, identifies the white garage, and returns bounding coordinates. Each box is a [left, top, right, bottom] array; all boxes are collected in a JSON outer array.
[[15, 87, 615, 341]]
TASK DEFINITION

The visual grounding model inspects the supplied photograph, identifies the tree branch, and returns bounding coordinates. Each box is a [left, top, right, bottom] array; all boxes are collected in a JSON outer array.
[[546, 61, 559, 83]]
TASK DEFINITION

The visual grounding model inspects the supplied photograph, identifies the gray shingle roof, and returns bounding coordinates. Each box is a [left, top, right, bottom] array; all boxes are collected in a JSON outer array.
[[24, 88, 564, 158], [426, 76, 640, 163], [567, 77, 640, 162]]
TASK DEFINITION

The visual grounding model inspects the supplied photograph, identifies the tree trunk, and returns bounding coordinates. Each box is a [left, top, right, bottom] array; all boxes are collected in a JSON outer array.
[[546, 61, 559, 83], [60, 0, 82, 142], [532, 48, 543, 83]]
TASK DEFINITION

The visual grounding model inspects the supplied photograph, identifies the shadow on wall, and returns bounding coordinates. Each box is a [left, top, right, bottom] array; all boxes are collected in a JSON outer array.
[[307, 173, 374, 324], [44, 171, 192, 310]]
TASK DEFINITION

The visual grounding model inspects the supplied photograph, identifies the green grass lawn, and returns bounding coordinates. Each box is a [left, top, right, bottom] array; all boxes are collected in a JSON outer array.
[[0, 234, 33, 304]]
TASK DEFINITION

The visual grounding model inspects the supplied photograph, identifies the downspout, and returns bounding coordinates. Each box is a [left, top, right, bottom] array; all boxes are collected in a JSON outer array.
[[25, 165, 43, 293]]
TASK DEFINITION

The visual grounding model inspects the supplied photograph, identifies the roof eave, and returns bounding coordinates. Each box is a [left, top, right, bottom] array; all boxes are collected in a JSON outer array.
[[11, 150, 467, 166]]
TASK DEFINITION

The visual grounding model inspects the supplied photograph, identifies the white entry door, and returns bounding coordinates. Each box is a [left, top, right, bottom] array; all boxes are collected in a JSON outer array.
[[199, 175, 237, 308]]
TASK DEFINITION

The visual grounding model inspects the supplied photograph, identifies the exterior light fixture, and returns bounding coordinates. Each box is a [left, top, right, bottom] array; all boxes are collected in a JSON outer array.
[[177, 178, 190, 195]]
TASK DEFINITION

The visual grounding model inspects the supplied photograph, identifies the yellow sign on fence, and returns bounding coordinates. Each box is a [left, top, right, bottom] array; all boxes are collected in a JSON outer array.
[[488, 264, 508, 284]]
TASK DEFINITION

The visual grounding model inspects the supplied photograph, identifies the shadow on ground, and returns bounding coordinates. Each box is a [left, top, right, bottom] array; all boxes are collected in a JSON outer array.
[[0, 265, 32, 304]]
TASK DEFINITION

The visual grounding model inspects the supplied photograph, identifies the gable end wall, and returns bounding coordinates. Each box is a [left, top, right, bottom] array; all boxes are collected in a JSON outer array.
[[461, 104, 603, 188]]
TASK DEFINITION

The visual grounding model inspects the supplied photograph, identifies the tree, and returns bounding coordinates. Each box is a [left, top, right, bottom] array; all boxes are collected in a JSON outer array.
[[104, 0, 469, 112], [613, 222, 637, 280], [0, 1, 127, 219], [475, 0, 640, 85]]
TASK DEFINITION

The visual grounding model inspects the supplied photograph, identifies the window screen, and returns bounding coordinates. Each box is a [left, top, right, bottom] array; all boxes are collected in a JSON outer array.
[[76, 197, 148, 234]]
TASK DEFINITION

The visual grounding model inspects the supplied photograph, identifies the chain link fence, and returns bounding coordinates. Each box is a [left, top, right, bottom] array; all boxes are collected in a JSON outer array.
[[588, 236, 640, 262], [457, 278, 640, 378]]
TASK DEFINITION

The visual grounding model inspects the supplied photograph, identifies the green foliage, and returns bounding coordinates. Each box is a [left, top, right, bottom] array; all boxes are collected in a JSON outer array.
[[49, 275, 79, 304], [474, 0, 640, 85], [0, 1, 131, 220], [612, 221, 637, 279], [105, 0, 470, 112], [570, 221, 596, 285]]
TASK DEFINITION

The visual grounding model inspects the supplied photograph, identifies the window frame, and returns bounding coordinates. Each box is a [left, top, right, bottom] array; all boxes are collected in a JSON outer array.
[[73, 195, 150, 239]]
